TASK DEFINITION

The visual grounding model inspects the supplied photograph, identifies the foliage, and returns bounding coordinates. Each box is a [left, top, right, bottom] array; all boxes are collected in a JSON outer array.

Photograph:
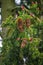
[[1, 1, 43, 65]]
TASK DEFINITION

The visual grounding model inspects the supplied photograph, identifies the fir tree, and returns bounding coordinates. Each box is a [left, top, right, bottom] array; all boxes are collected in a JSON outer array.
[[1, 0, 43, 65]]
